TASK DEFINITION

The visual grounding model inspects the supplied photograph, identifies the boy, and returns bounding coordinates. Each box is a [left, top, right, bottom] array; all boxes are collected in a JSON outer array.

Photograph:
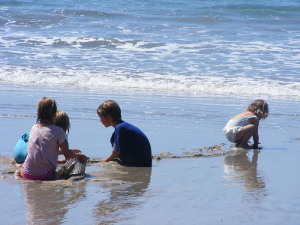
[[97, 100, 152, 167]]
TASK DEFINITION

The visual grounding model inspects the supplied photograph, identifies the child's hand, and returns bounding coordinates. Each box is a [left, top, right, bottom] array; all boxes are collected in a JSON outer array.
[[71, 149, 81, 153], [100, 158, 109, 162], [252, 144, 261, 149]]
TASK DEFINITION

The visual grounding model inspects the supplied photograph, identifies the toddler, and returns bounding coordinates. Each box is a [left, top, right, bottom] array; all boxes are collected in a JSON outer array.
[[54, 110, 81, 163], [222, 99, 269, 149]]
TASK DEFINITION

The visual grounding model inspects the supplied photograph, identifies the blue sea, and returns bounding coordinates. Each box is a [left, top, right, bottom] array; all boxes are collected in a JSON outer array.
[[1, 1, 300, 225], [0, 0, 299, 97]]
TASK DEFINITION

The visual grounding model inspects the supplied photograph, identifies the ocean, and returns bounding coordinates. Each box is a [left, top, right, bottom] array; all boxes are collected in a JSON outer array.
[[0, 0, 299, 97], [1, 1, 300, 224]]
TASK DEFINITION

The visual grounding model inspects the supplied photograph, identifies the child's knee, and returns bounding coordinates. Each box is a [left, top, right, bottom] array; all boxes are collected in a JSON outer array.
[[244, 124, 256, 132]]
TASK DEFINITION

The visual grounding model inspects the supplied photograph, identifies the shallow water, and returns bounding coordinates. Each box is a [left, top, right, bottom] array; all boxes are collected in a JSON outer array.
[[1, 0, 300, 223], [1, 84, 300, 224], [2, 148, 300, 225]]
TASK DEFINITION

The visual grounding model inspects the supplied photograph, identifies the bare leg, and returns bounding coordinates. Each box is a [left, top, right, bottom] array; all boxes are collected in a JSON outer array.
[[235, 124, 256, 148]]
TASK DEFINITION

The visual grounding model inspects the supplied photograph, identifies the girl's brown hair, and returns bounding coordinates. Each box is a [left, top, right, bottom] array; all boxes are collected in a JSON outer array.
[[247, 99, 269, 119], [54, 110, 70, 133], [37, 97, 57, 124]]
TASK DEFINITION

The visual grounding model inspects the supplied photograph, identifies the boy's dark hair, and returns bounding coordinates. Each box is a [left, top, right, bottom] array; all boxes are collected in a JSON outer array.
[[247, 99, 269, 119], [37, 97, 57, 124], [97, 100, 122, 122]]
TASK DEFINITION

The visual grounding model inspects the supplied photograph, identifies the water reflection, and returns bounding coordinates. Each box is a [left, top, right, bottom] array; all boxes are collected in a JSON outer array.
[[94, 165, 152, 224], [21, 180, 86, 224], [224, 149, 265, 191]]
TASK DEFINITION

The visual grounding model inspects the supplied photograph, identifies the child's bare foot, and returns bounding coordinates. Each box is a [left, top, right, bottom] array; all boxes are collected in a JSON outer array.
[[236, 143, 252, 149], [14, 170, 23, 180], [11, 160, 23, 167], [235, 141, 241, 148]]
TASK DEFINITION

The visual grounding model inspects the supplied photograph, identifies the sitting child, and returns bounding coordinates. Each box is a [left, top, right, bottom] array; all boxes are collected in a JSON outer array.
[[97, 100, 152, 167], [14, 97, 87, 180], [54, 110, 82, 163], [12, 111, 80, 165]]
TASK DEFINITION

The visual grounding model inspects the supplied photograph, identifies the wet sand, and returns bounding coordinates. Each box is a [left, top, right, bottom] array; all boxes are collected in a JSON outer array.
[[1, 83, 300, 224]]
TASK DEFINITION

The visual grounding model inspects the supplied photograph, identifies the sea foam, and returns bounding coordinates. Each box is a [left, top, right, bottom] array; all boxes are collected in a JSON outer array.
[[0, 66, 299, 98]]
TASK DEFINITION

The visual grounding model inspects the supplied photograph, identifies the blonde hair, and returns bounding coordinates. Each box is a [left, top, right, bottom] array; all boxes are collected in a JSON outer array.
[[54, 110, 70, 133], [247, 99, 269, 119]]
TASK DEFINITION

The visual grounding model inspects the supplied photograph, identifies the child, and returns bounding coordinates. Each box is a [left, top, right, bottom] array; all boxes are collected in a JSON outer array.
[[12, 111, 79, 165], [97, 100, 152, 167], [54, 110, 81, 163], [222, 99, 269, 149], [14, 97, 87, 180]]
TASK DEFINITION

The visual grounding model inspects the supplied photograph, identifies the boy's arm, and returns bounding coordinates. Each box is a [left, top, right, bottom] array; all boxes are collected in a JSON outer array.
[[101, 151, 120, 162]]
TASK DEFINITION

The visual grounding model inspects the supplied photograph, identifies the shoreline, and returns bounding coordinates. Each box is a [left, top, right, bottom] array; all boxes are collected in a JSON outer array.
[[1, 83, 300, 225]]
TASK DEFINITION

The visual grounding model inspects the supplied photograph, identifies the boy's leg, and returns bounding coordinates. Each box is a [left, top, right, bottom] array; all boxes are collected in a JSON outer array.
[[235, 124, 255, 148]]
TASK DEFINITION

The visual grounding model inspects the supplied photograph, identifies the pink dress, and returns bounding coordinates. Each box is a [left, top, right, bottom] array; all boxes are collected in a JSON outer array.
[[22, 124, 66, 179]]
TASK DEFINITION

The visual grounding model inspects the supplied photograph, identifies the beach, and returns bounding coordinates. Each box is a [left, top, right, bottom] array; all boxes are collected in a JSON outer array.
[[1, 83, 300, 224], [1, 0, 300, 224]]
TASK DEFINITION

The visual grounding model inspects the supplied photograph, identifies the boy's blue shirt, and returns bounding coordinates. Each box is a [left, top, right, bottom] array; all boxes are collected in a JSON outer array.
[[110, 120, 152, 167]]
